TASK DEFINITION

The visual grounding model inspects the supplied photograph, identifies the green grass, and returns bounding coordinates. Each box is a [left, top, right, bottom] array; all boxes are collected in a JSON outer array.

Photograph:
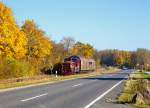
[[129, 71, 150, 79], [142, 73, 150, 79]]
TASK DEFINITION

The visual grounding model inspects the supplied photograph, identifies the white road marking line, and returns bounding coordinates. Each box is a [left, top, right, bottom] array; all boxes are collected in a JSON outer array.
[[21, 93, 48, 102], [84, 80, 123, 108], [72, 83, 83, 87], [109, 75, 113, 77]]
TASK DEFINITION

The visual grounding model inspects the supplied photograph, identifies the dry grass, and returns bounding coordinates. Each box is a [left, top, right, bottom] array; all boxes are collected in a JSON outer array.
[[116, 71, 150, 108], [0, 67, 119, 90]]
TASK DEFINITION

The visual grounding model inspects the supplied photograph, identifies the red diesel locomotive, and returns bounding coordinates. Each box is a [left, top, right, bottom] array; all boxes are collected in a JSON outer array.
[[62, 55, 95, 75]]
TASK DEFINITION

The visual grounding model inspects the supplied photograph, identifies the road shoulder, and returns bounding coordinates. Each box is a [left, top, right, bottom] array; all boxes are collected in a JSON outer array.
[[90, 81, 133, 108]]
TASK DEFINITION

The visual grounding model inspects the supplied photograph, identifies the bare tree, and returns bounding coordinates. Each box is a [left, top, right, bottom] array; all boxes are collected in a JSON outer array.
[[60, 37, 75, 55]]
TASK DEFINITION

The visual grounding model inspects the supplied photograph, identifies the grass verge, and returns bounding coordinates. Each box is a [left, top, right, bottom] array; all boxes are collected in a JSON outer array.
[[0, 67, 119, 90], [116, 71, 150, 108]]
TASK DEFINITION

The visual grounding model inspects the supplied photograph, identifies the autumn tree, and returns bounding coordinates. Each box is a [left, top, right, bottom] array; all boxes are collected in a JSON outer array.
[[21, 20, 53, 73], [113, 50, 124, 66], [93, 49, 101, 66], [0, 2, 38, 79], [135, 48, 150, 70], [130, 51, 137, 68], [71, 42, 94, 58], [99, 50, 115, 66], [21, 20, 52, 59], [0, 2, 27, 59], [99, 49, 131, 67], [113, 50, 131, 67], [49, 41, 66, 65]]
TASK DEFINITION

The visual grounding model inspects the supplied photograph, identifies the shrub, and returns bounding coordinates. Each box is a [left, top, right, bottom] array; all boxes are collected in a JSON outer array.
[[0, 57, 36, 79]]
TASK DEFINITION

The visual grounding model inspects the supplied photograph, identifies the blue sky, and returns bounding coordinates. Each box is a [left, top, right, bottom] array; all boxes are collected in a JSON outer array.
[[2, 0, 150, 50]]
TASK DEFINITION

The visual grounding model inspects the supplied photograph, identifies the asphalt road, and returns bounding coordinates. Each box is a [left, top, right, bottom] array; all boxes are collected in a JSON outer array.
[[0, 70, 132, 108]]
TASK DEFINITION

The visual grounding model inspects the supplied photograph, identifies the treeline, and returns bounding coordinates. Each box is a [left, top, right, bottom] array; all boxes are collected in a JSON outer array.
[[0, 2, 95, 79], [98, 49, 150, 70], [0, 2, 150, 79]]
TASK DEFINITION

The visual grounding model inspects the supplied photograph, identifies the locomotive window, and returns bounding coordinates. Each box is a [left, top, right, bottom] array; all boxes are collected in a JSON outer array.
[[72, 58, 77, 62], [89, 62, 93, 65]]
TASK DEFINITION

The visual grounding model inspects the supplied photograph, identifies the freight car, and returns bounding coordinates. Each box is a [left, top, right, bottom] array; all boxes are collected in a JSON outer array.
[[62, 55, 95, 75]]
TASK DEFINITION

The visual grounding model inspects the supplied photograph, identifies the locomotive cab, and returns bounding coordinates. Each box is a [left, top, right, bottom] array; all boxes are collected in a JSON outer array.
[[62, 55, 95, 75], [62, 56, 81, 75]]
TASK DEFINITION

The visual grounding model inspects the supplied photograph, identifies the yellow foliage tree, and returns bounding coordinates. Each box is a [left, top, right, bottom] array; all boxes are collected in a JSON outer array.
[[71, 42, 94, 58], [21, 20, 52, 59], [0, 2, 27, 59]]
